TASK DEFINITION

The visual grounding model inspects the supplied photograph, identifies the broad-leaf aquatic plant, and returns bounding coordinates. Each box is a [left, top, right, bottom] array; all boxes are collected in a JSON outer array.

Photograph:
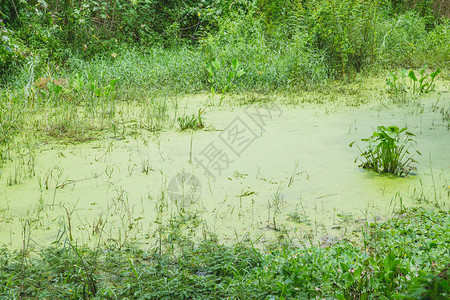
[[350, 126, 421, 176], [206, 58, 245, 106], [386, 66, 441, 94]]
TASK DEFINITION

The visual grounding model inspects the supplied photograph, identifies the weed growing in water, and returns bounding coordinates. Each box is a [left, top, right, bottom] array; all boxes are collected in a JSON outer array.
[[287, 212, 311, 225], [386, 66, 441, 94], [350, 126, 421, 176], [206, 58, 245, 106], [440, 106, 449, 129], [177, 109, 205, 131]]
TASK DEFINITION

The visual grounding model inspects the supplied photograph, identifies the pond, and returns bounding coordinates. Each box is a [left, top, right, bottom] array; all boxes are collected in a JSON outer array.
[[0, 93, 448, 249]]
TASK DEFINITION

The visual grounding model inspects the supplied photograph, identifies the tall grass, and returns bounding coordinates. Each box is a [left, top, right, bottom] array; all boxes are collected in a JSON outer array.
[[377, 12, 450, 68], [203, 12, 330, 91]]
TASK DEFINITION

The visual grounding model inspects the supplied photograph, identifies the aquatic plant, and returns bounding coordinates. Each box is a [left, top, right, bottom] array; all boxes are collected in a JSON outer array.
[[206, 58, 245, 106], [385, 68, 408, 93], [177, 108, 205, 131], [350, 126, 420, 176], [386, 66, 441, 94]]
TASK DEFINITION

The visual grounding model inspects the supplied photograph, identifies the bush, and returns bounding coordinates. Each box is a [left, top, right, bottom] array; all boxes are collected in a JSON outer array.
[[0, 20, 27, 83], [386, 0, 449, 27], [376, 13, 450, 68], [376, 12, 428, 68], [418, 19, 450, 67], [203, 12, 329, 91], [303, 0, 383, 75], [7, 0, 231, 59]]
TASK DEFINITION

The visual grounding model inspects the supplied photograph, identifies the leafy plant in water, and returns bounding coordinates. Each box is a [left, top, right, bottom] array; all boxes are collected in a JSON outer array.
[[88, 78, 120, 98], [205, 57, 245, 106], [386, 66, 441, 94], [409, 66, 441, 94], [386, 68, 408, 93], [177, 109, 205, 131], [350, 126, 421, 176]]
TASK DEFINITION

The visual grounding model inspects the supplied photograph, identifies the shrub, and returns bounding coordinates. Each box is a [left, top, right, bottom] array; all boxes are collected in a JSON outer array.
[[203, 12, 329, 91], [376, 12, 428, 68], [8, 0, 226, 59], [0, 20, 27, 83], [303, 0, 383, 75]]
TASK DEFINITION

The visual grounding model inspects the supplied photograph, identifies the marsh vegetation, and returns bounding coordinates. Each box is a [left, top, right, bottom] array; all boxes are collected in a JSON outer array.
[[0, 0, 449, 298]]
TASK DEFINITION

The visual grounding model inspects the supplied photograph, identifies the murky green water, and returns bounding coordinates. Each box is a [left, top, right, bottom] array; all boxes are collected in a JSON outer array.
[[0, 93, 448, 249]]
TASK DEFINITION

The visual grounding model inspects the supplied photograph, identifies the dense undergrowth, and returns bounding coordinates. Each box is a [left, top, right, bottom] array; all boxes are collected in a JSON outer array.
[[1, 0, 449, 87], [0, 207, 448, 299]]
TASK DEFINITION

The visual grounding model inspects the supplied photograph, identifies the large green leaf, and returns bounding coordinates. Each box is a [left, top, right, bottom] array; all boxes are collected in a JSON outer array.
[[408, 70, 417, 82], [430, 68, 441, 80], [211, 58, 220, 70]]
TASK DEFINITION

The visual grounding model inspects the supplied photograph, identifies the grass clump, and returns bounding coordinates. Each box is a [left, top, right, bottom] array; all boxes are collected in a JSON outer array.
[[350, 126, 421, 176], [177, 109, 205, 131]]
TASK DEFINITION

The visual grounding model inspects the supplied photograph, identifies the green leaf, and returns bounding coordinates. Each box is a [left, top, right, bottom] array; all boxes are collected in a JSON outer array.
[[408, 70, 417, 82], [387, 126, 400, 133], [227, 71, 235, 82], [430, 68, 441, 80], [231, 58, 239, 70], [211, 58, 220, 70], [109, 78, 120, 88], [344, 272, 354, 285], [419, 65, 427, 76], [353, 266, 362, 279], [390, 71, 398, 82], [205, 62, 213, 78], [340, 262, 350, 272]]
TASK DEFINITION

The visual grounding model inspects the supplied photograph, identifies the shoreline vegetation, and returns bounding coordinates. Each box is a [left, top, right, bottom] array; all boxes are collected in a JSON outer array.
[[0, 0, 449, 298], [0, 208, 448, 298]]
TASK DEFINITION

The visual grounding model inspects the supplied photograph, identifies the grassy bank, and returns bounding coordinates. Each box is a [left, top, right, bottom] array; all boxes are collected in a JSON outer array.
[[0, 207, 448, 299]]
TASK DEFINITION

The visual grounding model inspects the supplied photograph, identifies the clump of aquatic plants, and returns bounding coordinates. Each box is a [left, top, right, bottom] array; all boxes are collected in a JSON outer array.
[[350, 126, 420, 176], [177, 109, 205, 130], [206, 58, 245, 106], [386, 66, 441, 94]]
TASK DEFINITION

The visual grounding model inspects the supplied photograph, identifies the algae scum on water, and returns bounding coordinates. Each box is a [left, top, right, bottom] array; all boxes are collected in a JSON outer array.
[[0, 91, 449, 250]]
